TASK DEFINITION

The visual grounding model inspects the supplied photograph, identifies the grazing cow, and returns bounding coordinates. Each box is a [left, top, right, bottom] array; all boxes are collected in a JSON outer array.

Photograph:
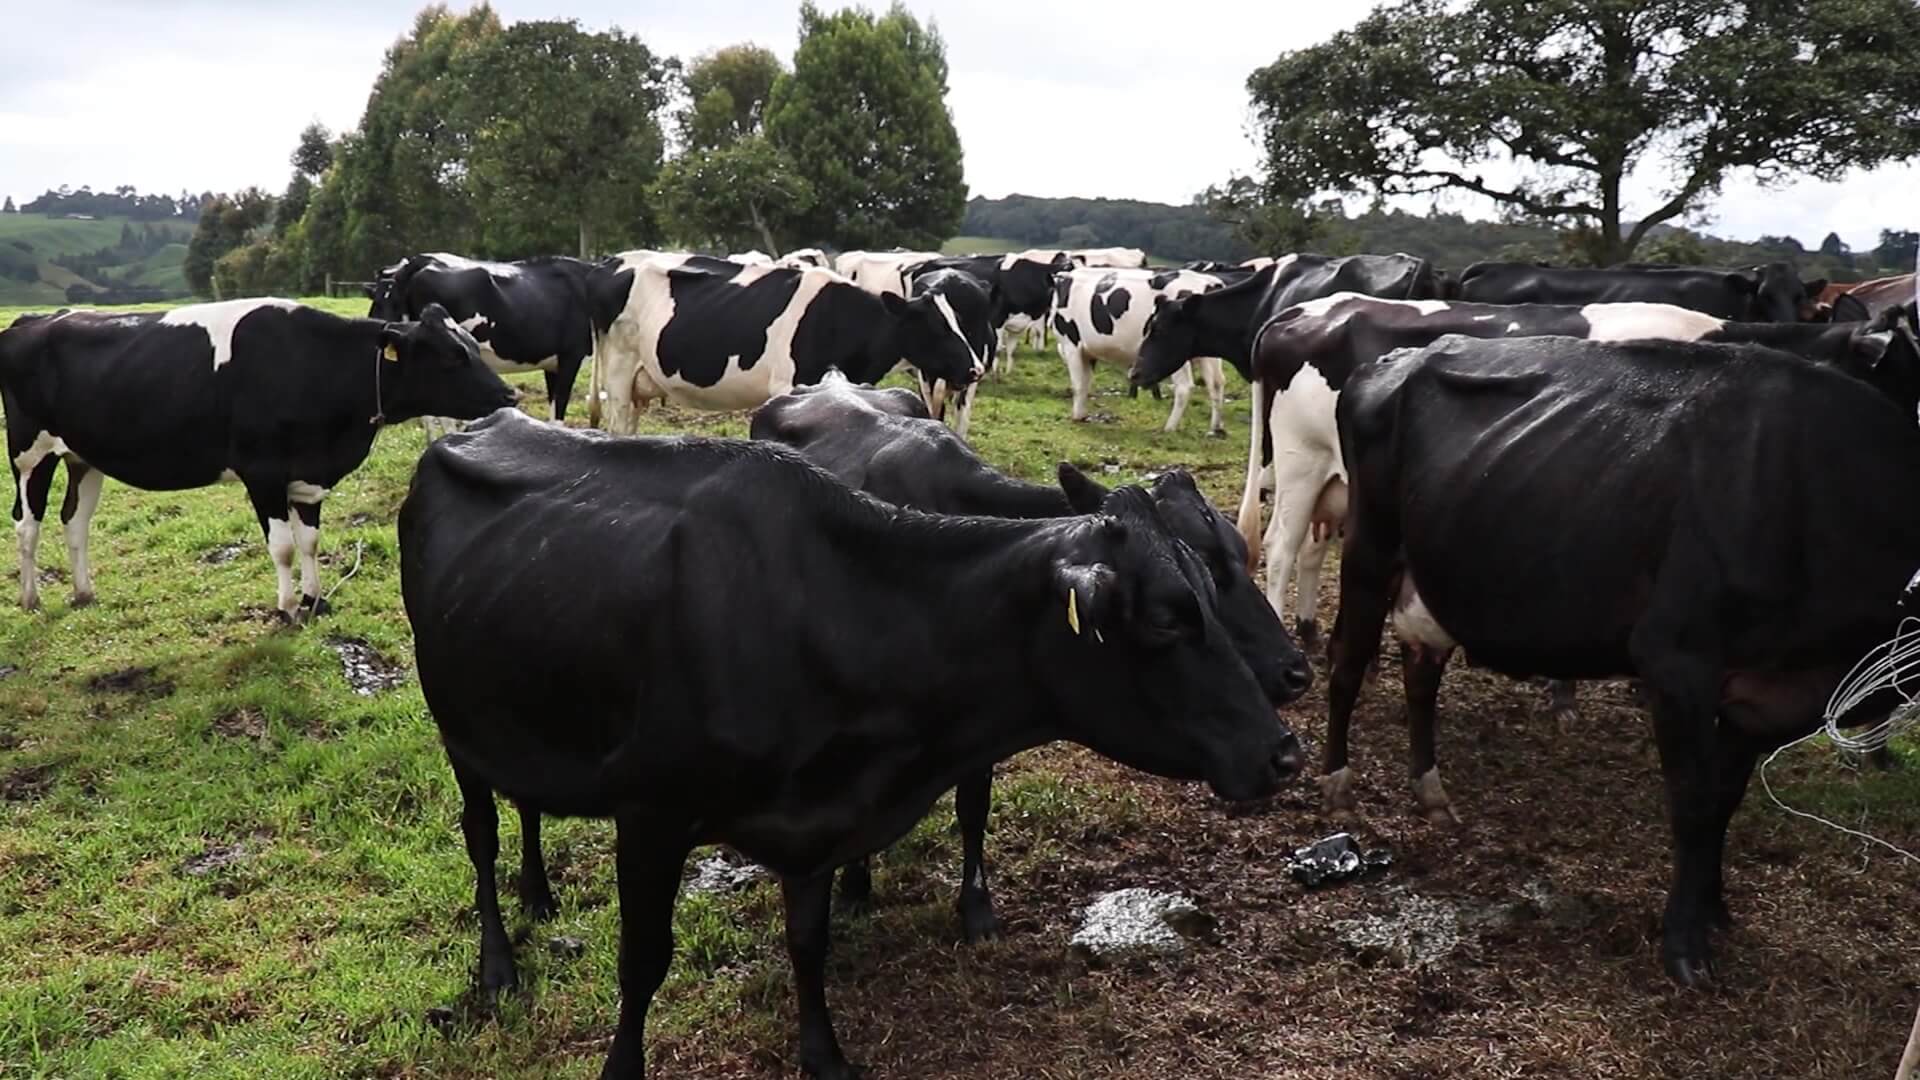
[[1213, 295, 1920, 677], [1326, 333, 1920, 985], [777, 248, 830, 269], [1, 300, 514, 619], [904, 267, 997, 438], [367, 252, 626, 424], [1456, 261, 1826, 323], [908, 250, 1074, 380], [748, 372, 1314, 938], [1067, 247, 1149, 269], [1052, 267, 1246, 434], [400, 407, 1301, 1079], [589, 255, 981, 432]]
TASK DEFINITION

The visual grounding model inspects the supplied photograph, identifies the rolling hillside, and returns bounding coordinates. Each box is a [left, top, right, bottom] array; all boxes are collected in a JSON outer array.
[[0, 213, 195, 306]]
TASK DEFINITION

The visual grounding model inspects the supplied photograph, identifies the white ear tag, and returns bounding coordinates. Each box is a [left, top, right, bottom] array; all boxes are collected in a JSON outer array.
[[383, 343, 400, 362], [1067, 589, 1081, 635]]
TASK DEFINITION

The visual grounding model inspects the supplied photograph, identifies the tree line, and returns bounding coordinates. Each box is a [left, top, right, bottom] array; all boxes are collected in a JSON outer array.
[[7, 186, 206, 222], [188, 1, 967, 299]]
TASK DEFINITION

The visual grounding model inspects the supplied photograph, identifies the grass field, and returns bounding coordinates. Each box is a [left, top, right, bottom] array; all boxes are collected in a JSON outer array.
[[1, 297, 1917, 1078], [0, 215, 194, 306]]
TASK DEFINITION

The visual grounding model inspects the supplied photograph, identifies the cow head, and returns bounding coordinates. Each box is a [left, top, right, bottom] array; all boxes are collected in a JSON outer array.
[[881, 290, 985, 389], [1738, 263, 1824, 323], [1133, 292, 1202, 389], [1039, 466, 1304, 802], [375, 303, 518, 423], [1061, 464, 1314, 705], [1844, 303, 1920, 419]]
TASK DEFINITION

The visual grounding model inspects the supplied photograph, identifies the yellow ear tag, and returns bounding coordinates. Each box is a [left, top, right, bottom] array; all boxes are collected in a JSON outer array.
[[1066, 589, 1081, 636], [382, 343, 400, 362]]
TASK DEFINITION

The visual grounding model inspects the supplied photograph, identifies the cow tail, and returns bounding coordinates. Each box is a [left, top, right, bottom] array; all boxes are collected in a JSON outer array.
[[587, 330, 605, 429], [1237, 377, 1269, 573]]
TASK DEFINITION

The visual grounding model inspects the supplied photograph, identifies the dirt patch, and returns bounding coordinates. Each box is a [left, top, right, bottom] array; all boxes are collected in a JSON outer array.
[[84, 665, 174, 698], [180, 835, 269, 878], [211, 707, 267, 742], [201, 542, 248, 565], [1, 762, 56, 802], [327, 638, 409, 696]]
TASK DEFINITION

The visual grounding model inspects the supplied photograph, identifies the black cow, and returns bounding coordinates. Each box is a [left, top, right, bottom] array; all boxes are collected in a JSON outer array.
[[1328, 333, 1920, 984], [907, 251, 1075, 328], [1, 299, 514, 619], [1130, 252, 1446, 387], [904, 267, 999, 438], [399, 408, 1301, 1079], [749, 372, 1313, 939], [590, 254, 982, 433], [367, 252, 627, 424], [1455, 261, 1826, 323]]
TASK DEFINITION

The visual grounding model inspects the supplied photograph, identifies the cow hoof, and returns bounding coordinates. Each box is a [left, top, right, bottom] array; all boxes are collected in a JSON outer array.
[[1661, 923, 1716, 987], [479, 957, 519, 998], [522, 884, 559, 922], [70, 590, 95, 609], [958, 905, 1002, 944], [1551, 707, 1578, 736], [21, 595, 40, 613], [1411, 768, 1462, 828], [1318, 767, 1359, 819]]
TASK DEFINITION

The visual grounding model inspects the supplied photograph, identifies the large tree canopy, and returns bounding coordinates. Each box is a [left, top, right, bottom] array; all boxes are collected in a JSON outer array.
[[1249, 0, 1920, 263], [681, 44, 784, 152], [765, 2, 966, 249]]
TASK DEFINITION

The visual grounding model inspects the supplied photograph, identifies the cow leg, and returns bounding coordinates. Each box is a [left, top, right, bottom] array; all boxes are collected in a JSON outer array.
[[834, 857, 873, 918], [1235, 380, 1270, 572], [782, 871, 860, 1079], [517, 802, 557, 920], [952, 381, 979, 441], [1292, 530, 1332, 651], [452, 761, 516, 996], [954, 766, 1000, 943], [1546, 679, 1579, 733], [1162, 363, 1197, 433], [601, 819, 690, 1080], [1063, 344, 1094, 422], [1322, 526, 1397, 821], [1648, 693, 1758, 985], [241, 478, 300, 622], [1262, 460, 1324, 629], [289, 497, 329, 618], [12, 452, 57, 612], [546, 359, 580, 423], [1402, 640, 1460, 826], [58, 462, 105, 607], [1199, 356, 1227, 437]]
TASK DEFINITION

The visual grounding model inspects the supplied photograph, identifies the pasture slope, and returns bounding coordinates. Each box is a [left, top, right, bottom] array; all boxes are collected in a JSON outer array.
[[0, 215, 194, 306], [0, 295, 1916, 1078]]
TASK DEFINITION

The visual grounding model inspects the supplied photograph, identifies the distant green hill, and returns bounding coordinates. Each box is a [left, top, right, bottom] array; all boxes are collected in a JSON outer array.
[[0, 213, 195, 306]]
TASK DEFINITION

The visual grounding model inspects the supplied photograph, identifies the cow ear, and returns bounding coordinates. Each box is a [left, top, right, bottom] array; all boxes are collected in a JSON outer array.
[[1052, 561, 1116, 638], [1058, 461, 1110, 512], [880, 291, 911, 316], [1832, 293, 1872, 323]]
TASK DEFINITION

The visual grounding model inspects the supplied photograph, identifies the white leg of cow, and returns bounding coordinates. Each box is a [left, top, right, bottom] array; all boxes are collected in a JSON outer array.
[[13, 452, 58, 612], [266, 517, 297, 619], [1235, 379, 1270, 571], [1291, 475, 1347, 647], [1162, 364, 1196, 433], [1200, 356, 1226, 437], [61, 465, 105, 607], [1064, 343, 1095, 422], [15, 514, 40, 612], [1263, 459, 1328, 628], [952, 381, 978, 440], [289, 487, 328, 617]]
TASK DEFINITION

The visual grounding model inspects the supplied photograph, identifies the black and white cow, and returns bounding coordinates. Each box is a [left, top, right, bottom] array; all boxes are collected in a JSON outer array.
[[399, 407, 1301, 1079], [777, 248, 830, 269], [1455, 261, 1827, 323], [749, 372, 1314, 939], [908, 250, 1074, 380], [367, 252, 626, 425], [1052, 267, 1249, 434], [834, 249, 945, 298], [1, 299, 514, 620], [1218, 294, 1920, 689], [1327, 333, 1920, 985], [904, 267, 998, 438], [590, 254, 981, 432], [1067, 247, 1149, 269]]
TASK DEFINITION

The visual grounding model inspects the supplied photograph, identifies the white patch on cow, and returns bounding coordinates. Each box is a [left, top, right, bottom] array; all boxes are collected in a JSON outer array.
[[727, 250, 773, 266], [931, 292, 971, 357], [16, 515, 41, 611], [1256, 360, 1345, 624], [159, 298, 299, 370], [266, 517, 297, 614], [11, 430, 67, 477], [1506, 321, 1523, 334], [1472, 313, 1497, 322], [291, 512, 321, 601], [426, 252, 520, 278], [1392, 576, 1458, 651], [1578, 302, 1722, 343], [287, 481, 329, 505]]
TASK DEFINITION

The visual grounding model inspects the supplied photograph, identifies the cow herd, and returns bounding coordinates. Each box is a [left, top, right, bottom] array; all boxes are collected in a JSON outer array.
[[2, 243, 1918, 1079]]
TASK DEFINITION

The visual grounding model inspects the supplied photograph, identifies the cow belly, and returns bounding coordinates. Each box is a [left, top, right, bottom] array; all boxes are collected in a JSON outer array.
[[482, 350, 558, 375], [650, 360, 791, 411], [1391, 575, 1457, 651]]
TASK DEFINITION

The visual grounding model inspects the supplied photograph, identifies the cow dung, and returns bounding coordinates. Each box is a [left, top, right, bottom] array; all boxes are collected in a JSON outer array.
[[327, 638, 409, 696], [683, 853, 769, 895], [1068, 887, 1216, 964]]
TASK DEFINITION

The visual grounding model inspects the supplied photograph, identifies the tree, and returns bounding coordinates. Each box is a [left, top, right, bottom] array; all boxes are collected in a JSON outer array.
[[185, 189, 275, 296], [292, 122, 335, 178], [1, 196, 12, 213], [455, 19, 673, 257], [681, 44, 784, 151], [1638, 229, 1710, 266], [1248, 0, 1920, 264], [1200, 177, 1340, 256], [1876, 229, 1919, 271], [1819, 231, 1850, 257], [765, 3, 966, 249], [654, 136, 814, 254]]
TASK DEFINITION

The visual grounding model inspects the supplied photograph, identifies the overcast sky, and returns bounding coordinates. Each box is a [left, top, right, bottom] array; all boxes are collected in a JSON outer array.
[[0, 0, 1907, 249]]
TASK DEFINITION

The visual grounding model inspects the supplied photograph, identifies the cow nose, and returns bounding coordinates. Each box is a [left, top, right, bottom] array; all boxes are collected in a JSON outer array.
[[1270, 732, 1304, 784], [1280, 655, 1314, 698]]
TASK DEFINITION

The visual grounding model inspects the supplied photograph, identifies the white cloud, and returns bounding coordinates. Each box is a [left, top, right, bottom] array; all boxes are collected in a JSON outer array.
[[0, 0, 1906, 250]]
